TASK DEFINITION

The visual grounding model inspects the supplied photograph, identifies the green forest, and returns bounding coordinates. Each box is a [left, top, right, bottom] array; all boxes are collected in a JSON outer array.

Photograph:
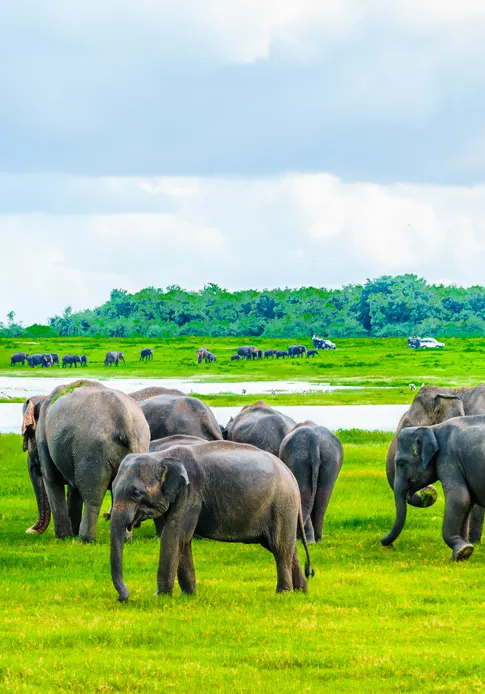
[[4, 274, 485, 339]]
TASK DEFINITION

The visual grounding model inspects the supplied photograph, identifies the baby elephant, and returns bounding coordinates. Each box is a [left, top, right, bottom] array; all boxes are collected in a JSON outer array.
[[279, 422, 343, 543], [382, 415, 485, 560], [110, 441, 314, 601]]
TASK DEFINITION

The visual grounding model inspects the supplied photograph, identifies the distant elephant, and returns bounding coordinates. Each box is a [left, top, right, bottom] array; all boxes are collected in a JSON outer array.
[[279, 422, 343, 543], [62, 354, 81, 368], [28, 354, 51, 368], [105, 351, 125, 366], [50, 353, 60, 366], [275, 350, 288, 359], [264, 349, 277, 359], [223, 401, 296, 457], [140, 393, 223, 441], [10, 352, 29, 366], [196, 348, 210, 363], [386, 385, 485, 542], [129, 386, 186, 404], [255, 349, 263, 359], [306, 350, 319, 358], [382, 415, 485, 561], [110, 440, 314, 601], [237, 345, 257, 360], [230, 354, 241, 361], [80, 355, 88, 367], [22, 380, 150, 542], [206, 352, 217, 362], [288, 345, 307, 358], [140, 348, 153, 362]]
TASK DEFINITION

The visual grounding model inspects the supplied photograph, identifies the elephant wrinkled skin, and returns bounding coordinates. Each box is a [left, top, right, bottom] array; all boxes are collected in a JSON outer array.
[[223, 401, 296, 457], [140, 393, 222, 441]]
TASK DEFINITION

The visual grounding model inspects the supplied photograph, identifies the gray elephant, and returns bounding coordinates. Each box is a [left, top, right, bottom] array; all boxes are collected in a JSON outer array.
[[288, 345, 306, 358], [22, 380, 150, 542], [386, 385, 485, 542], [279, 421, 343, 543], [140, 348, 153, 361], [140, 393, 223, 441], [110, 440, 314, 601], [237, 345, 257, 360], [276, 350, 289, 359], [129, 386, 186, 404], [62, 354, 81, 368], [382, 415, 485, 561], [264, 349, 277, 359], [196, 348, 210, 363], [306, 349, 319, 358], [11, 352, 30, 366], [223, 401, 296, 457], [104, 351, 125, 366]]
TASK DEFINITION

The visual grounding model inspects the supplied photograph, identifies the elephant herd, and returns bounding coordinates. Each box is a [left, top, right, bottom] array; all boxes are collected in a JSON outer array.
[[10, 348, 155, 368], [17, 381, 485, 604], [199, 344, 323, 363]]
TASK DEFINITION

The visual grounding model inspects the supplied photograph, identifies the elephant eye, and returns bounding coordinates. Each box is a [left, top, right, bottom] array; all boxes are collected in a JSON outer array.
[[131, 488, 144, 502]]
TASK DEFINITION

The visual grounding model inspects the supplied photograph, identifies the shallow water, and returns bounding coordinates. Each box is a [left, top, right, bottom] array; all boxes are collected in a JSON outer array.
[[0, 376, 362, 399], [0, 402, 407, 434]]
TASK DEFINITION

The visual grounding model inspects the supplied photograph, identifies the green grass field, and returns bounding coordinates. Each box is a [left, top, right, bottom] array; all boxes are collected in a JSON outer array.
[[1, 431, 484, 693]]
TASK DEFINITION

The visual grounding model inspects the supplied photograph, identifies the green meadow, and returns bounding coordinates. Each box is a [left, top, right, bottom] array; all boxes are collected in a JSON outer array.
[[2, 337, 485, 392], [1, 431, 484, 693]]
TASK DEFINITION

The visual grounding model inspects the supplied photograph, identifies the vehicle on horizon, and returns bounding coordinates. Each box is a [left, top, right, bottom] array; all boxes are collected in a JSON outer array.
[[312, 335, 336, 350], [408, 336, 445, 349]]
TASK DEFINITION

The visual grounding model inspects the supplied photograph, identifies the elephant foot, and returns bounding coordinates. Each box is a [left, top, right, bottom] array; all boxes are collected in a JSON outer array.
[[451, 544, 474, 562], [417, 486, 438, 508]]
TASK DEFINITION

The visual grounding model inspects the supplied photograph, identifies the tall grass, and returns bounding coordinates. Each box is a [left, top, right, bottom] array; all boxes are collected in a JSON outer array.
[[1, 432, 484, 692]]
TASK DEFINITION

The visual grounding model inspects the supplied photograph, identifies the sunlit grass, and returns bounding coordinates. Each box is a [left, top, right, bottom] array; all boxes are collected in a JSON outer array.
[[1, 431, 484, 692]]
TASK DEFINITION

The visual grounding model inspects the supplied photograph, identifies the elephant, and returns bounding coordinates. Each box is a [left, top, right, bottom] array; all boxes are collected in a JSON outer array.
[[206, 352, 217, 363], [80, 355, 88, 367], [237, 345, 257, 360], [264, 349, 277, 359], [255, 349, 263, 360], [276, 350, 289, 359], [279, 421, 343, 543], [21, 380, 150, 542], [10, 352, 29, 366], [140, 393, 223, 442], [381, 415, 485, 561], [62, 354, 81, 368], [222, 401, 296, 457], [196, 348, 210, 363], [104, 351, 125, 366], [28, 353, 52, 368], [129, 386, 186, 403], [140, 348, 153, 362], [386, 385, 485, 543], [110, 440, 314, 601], [50, 353, 60, 366], [230, 354, 241, 361], [306, 350, 319, 358], [288, 345, 307, 358]]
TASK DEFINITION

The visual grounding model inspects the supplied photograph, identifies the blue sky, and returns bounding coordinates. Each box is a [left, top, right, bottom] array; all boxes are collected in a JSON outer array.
[[2, 1, 485, 324]]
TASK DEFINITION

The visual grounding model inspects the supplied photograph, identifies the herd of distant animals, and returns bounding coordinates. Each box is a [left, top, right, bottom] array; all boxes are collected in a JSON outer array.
[[9, 340, 334, 369]]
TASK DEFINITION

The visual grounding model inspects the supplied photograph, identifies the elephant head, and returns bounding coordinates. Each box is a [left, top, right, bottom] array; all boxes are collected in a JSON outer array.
[[386, 387, 465, 508], [382, 426, 439, 547], [21, 396, 51, 534], [110, 453, 189, 601]]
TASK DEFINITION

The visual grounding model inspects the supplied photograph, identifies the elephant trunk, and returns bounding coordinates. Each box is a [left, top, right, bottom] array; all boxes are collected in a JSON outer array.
[[110, 503, 136, 602], [381, 478, 409, 546], [26, 454, 51, 534]]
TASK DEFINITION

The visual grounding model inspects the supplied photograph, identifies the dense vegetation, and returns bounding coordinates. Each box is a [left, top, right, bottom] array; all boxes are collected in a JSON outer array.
[[4, 275, 485, 339], [1, 430, 484, 693]]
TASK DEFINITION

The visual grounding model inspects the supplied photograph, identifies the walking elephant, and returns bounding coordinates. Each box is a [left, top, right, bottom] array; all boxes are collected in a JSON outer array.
[[382, 415, 485, 560], [110, 440, 314, 601], [21, 380, 150, 542], [279, 422, 343, 543], [11, 352, 29, 366], [140, 348, 153, 361], [140, 393, 223, 441], [237, 345, 257, 360], [276, 350, 288, 359], [288, 345, 306, 358], [222, 401, 296, 457], [264, 349, 277, 359], [104, 351, 125, 366], [62, 354, 81, 368], [306, 350, 319, 358], [386, 385, 485, 542]]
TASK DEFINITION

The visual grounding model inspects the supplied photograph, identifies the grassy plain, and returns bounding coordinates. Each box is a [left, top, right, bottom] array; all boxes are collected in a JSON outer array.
[[1, 431, 484, 693], [1, 337, 485, 392]]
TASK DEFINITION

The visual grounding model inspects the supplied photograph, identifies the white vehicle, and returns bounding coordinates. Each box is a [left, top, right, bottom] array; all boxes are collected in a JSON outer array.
[[418, 337, 445, 349]]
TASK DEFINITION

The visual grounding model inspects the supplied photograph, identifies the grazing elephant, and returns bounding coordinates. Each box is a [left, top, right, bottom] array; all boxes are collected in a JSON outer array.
[[279, 422, 343, 543], [288, 345, 307, 358], [276, 350, 288, 359], [237, 345, 257, 360], [10, 352, 30, 366], [306, 350, 319, 358], [196, 348, 210, 363], [140, 348, 153, 362], [104, 351, 125, 366], [110, 441, 314, 601], [50, 353, 60, 366], [22, 380, 150, 542], [129, 386, 186, 404], [264, 349, 277, 359], [62, 354, 81, 368], [28, 354, 52, 368], [80, 355, 88, 367], [140, 393, 223, 441], [230, 354, 241, 361], [382, 415, 485, 561], [386, 385, 485, 542], [223, 401, 296, 457]]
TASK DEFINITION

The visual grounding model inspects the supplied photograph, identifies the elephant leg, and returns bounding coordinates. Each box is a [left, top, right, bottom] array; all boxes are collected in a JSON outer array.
[[154, 516, 165, 537], [291, 547, 308, 593], [311, 473, 339, 543], [303, 516, 315, 544], [298, 486, 315, 543], [44, 480, 73, 539], [177, 541, 196, 595], [273, 547, 294, 593], [469, 505, 485, 544], [67, 486, 83, 536], [79, 502, 102, 543], [156, 529, 180, 596], [442, 487, 474, 561], [26, 458, 51, 534]]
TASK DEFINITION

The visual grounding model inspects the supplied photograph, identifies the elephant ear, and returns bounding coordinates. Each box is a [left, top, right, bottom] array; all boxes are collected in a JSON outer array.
[[160, 458, 190, 503], [417, 427, 439, 469], [21, 399, 37, 452], [432, 394, 465, 424]]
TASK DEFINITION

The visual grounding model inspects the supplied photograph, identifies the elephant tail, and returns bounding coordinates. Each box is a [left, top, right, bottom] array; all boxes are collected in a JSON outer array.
[[298, 505, 315, 579], [309, 439, 320, 515]]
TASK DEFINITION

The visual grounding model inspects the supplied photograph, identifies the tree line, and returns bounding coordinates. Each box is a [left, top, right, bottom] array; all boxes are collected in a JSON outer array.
[[3, 275, 485, 339]]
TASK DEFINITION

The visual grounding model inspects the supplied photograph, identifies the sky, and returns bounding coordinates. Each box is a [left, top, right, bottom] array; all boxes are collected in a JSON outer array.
[[2, 1, 485, 325]]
